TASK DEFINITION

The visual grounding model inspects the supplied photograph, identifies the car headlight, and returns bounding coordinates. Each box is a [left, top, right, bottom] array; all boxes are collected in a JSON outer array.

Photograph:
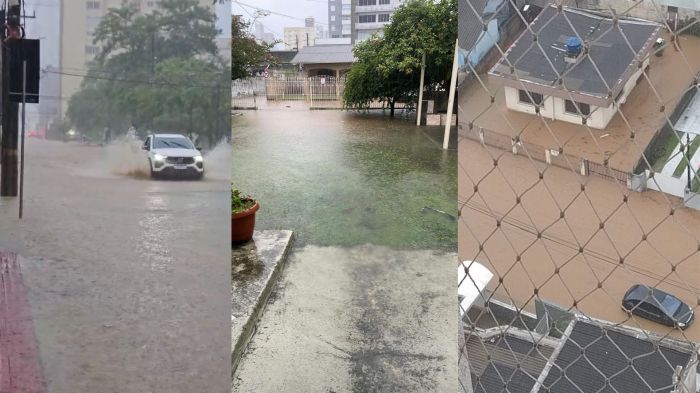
[[153, 154, 166, 161], [194, 155, 203, 162]]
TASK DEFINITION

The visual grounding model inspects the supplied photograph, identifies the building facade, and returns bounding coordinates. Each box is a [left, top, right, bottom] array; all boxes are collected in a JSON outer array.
[[283, 26, 317, 50], [25, 0, 62, 130], [352, 0, 404, 42], [328, 0, 352, 39], [58, 0, 215, 119]]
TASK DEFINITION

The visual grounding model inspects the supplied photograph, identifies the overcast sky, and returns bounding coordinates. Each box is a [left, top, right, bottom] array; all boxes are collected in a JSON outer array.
[[232, 0, 328, 39]]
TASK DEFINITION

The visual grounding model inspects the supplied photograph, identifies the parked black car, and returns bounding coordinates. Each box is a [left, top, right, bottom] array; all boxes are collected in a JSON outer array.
[[622, 284, 694, 330]]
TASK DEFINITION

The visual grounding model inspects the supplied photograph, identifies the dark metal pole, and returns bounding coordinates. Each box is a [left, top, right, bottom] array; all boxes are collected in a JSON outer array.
[[1, 46, 19, 197], [19, 60, 25, 218]]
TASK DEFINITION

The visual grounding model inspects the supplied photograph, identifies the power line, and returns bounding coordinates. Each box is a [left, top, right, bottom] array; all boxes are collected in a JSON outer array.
[[232, 1, 329, 26], [43, 69, 230, 91]]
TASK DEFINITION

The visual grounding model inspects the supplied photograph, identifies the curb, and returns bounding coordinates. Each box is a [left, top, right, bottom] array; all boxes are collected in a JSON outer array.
[[231, 231, 294, 377]]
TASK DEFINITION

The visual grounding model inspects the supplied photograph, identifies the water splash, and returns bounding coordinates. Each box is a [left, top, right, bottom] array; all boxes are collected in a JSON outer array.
[[201, 140, 231, 181], [103, 138, 151, 178], [75, 137, 150, 179]]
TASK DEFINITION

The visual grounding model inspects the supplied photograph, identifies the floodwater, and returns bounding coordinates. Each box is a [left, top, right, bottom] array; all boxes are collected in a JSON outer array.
[[233, 108, 458, 250], [458, 138, 700, 342], [232, 107, 459, 392], [0, 139, 231, 393]]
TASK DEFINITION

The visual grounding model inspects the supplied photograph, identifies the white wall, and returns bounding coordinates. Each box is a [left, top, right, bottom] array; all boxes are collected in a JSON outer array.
[[505, 86, 611, 129], [504, 61, 647, 130], [504, 86, 555, 119]]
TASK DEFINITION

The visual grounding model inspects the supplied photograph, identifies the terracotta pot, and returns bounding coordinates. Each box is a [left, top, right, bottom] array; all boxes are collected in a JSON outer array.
[[232, 201, 259, 245]]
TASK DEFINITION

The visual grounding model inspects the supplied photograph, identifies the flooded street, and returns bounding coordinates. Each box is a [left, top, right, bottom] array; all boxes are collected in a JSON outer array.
[[458, 138, 700, 342], [0, 139, 230, 393], [232, 107, 458, 392], [233, 108, 457, 249]]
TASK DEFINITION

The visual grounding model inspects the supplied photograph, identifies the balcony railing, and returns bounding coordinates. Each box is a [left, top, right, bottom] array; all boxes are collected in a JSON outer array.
[[355, 21, 389, 30], [355, 4, 395, 12]]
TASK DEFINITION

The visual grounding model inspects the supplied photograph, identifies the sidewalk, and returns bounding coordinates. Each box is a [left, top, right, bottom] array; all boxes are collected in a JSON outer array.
[[0, 251, 46, 393]]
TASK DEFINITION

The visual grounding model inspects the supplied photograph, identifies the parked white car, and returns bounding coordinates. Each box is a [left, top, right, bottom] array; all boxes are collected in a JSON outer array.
[[142, 133, 204, 179]]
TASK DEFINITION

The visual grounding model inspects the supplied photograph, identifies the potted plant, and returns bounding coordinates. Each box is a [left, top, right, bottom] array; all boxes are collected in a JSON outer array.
[[232, 188, 259, 244]]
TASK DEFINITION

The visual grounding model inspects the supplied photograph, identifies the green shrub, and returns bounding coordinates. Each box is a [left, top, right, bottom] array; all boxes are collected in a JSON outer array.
[[232, 189, 255, 214]]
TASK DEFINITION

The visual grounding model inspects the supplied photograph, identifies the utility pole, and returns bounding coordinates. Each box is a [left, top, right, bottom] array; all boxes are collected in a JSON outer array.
[[443, 38, 459, 150], [686, 132, 691, 191], [1, 0, 22, 197]]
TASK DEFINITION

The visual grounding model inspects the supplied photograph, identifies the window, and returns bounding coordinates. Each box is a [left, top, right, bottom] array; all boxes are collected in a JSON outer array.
[[330, 5, 336, 11], [659, 295, 681, 315], [342, 4, 351, 13], [379, 0, 391, 4], [359, 15, 376, 23], [359, 0, 377, 5], [378, 13, 390, 22], [86, 1, 100, 10], [85, 45, 100, 55], [86, 15, 102, 34], [331, 15, 336, 22], [357, 31, 373, 41], [564, 99, 590, 115], [518, 89, 543, 106]]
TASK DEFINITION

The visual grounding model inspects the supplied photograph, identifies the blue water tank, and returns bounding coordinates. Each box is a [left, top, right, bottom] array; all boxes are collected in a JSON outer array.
[[565, 36, 583, 56]]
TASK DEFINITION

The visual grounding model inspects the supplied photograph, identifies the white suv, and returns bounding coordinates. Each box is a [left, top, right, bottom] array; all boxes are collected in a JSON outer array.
[[142, 133, 204, 179]]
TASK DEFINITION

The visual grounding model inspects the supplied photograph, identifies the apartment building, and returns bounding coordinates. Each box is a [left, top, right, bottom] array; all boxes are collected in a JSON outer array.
[[329, 0, 404, 43], [353, 0, 404, 42], [328, 0, 352, 39]]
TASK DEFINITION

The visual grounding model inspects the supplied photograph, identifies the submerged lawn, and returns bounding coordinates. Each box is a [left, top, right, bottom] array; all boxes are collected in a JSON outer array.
[[232, 109, 457, 251]]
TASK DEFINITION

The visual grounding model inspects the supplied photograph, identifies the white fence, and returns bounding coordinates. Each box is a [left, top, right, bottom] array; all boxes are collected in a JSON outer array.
[[232, 75, 412, 111]]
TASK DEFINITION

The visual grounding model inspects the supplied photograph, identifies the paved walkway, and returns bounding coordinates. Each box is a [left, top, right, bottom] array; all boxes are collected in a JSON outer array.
[[233, 245, 458, 392]]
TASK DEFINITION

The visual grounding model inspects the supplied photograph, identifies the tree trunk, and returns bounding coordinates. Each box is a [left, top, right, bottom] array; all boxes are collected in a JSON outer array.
[[390, 99, 395, 117]]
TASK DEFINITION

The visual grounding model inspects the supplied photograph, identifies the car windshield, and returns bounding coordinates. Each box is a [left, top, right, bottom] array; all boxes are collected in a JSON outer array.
[[658, 295, 681, 315], [153, 136, 193, 149]]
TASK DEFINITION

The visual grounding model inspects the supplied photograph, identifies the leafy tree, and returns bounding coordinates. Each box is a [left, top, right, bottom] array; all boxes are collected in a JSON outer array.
[[232, 15, 276, 80], [67, 0, 228, 147], [344, 0, 457, 116]]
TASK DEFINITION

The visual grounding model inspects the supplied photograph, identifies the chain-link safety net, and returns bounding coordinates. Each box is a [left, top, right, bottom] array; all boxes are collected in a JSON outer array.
[[458, 0, 700, 392]]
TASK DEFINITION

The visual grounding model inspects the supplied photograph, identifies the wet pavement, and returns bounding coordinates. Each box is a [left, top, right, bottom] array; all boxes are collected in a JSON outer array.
[[232, 230, 293, 373], [232, 245, 457, 393], [232, 107, 458, 391], [0, 139, 230, 393]]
